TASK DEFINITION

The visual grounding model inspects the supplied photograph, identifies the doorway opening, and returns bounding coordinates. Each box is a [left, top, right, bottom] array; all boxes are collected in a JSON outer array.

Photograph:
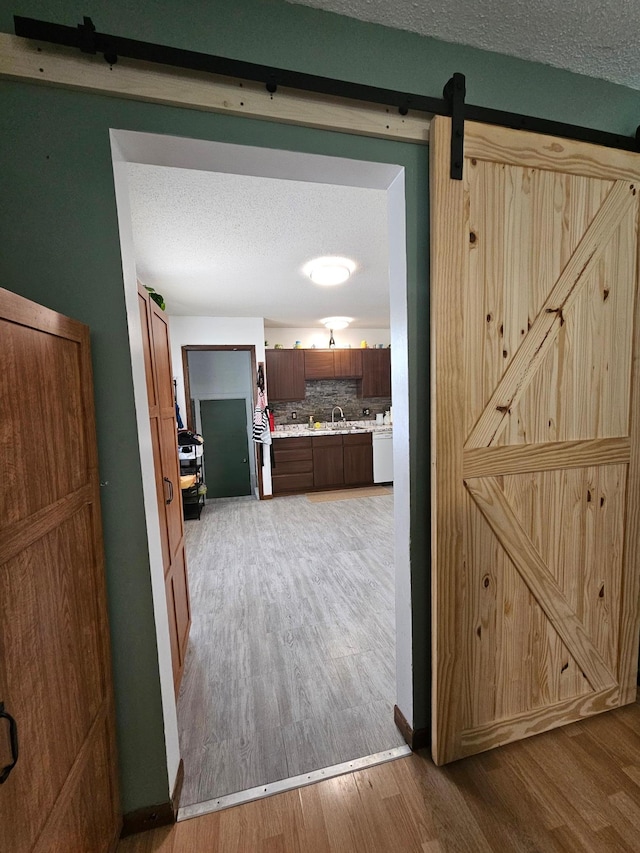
[[111, 129, 412, 816], [182, 345, 263, 500]]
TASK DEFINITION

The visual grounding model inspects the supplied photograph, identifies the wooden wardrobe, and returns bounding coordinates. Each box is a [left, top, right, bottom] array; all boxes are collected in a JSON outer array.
[[0, 288, 120, 851], [138, 284, 191, 694]]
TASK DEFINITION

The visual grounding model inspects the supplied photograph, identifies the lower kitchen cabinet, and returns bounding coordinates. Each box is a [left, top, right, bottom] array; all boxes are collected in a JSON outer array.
[[272, 432, 373, 494], [343, 432, 374, 485], [271, 437, 313, 494], [313, 435, 344, 488]]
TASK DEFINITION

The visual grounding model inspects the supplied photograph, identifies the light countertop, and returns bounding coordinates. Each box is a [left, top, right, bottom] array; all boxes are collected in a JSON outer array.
[[273, 420, 392, 437]]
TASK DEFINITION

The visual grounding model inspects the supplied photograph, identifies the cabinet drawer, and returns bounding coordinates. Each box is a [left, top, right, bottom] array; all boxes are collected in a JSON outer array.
[[273, 437, 312, 451], [272, 472, 314, 493], [273, 448, 313, 464], [343, 432, 372, 446], [273, 458, 313, 474]]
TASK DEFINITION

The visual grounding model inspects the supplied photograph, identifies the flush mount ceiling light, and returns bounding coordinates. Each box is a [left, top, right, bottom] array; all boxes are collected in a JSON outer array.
[[321, 317, 352, 330], [303, 256, 356, 286]]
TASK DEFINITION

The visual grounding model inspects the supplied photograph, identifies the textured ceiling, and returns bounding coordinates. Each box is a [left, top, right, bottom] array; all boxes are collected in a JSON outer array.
[[126, 164, 390, 328], [287, 0, 640, 91]]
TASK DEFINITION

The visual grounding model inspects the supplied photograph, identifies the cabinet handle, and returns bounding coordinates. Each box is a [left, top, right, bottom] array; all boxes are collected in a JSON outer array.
[[164, 477, 174, 504], [0, 702, 18, 785]]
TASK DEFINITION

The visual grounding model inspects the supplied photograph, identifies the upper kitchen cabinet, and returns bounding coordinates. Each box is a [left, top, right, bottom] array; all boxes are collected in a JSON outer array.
[[304, 350, 335, 379], [359, 348, 391, 397], [334, 349, 363, 378], [266, 349, 305, 400], [304, 349, 363, 380]]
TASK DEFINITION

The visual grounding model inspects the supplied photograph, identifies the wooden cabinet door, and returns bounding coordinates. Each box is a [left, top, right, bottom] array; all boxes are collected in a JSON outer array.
[[334, 349, 363, 378], [0, 288, 120, 852], [265, 349, 305, 400], [138, 285, 190, 695], [360, 349, 391, 396], [139, 292, 170, 570], [150, 307, 184, 566], [304, 350, 335, 379], [312, 435, 344, 487], [430, 117, 640, 765], [343, 433, 373, 485]]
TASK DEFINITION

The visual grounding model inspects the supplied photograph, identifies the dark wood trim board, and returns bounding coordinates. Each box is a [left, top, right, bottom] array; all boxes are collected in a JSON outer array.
[[394, 705, 430, 752]]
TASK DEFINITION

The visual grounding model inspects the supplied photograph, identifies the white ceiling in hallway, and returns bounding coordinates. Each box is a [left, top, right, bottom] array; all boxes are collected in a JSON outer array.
[[126, 163, 390, 329], [287, 0, 640, 91]]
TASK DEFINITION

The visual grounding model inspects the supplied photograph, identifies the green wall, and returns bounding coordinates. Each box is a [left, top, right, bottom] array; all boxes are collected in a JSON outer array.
[[2, 0, 640, 814]]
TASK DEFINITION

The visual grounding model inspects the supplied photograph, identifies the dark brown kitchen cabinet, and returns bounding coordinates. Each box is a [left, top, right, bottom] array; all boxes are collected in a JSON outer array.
[[265, 349, 305, 400], [271, 436, 313, 494], [312, 435, 344, 488], [304, 349, 363, 379], [359, 348, 391, 397], [334, 348, 363, 378], [343, 432, 374, 485], [304, 350, 335, 379], [272, 432, 373, 494]]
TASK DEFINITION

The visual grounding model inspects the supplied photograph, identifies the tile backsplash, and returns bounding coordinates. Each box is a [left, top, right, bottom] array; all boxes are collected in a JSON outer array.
[[270, 379, 391, 425]]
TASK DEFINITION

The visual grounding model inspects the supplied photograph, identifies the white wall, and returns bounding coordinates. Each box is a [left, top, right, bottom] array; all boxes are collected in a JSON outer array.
[[266, 327, 390, 351], [168, 315, 271, 495]]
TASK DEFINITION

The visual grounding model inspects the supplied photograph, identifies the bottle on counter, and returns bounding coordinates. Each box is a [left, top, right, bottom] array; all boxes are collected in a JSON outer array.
[[383, 410, 391, 425], [308, 416, 314, 429]]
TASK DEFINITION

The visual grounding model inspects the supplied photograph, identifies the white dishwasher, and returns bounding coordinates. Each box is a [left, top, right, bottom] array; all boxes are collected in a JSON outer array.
[[372, 431, 393, 483]]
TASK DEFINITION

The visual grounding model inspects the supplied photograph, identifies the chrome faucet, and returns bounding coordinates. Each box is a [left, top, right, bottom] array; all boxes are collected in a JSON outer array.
[[331, 406, 345, 424]]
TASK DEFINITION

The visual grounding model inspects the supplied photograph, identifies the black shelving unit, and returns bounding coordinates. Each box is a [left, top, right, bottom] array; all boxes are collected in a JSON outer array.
[[179, 443, 205, 520]]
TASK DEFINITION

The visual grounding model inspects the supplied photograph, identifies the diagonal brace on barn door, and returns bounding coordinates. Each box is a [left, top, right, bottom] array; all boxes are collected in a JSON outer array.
[[465, 475, 618, 693], [465, 180, 637, 450]]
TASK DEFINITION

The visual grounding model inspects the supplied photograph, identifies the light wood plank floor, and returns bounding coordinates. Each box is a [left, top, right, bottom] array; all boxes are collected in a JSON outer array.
[[119, 694, 640, 851], [176, 492, 404, 807]]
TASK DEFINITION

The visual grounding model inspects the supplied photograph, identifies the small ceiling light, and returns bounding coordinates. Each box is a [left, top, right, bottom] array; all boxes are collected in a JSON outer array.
[[321, 316, 352, 330], [304, 256, 356, 286]]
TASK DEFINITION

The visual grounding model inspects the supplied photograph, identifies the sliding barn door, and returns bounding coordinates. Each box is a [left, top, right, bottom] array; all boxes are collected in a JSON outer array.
[[0, 288, 120, 850], [430, 116, 640, 765]]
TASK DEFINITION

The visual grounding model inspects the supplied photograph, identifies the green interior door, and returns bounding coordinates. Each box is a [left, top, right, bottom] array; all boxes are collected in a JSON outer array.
[[200, 399, 252, 498]]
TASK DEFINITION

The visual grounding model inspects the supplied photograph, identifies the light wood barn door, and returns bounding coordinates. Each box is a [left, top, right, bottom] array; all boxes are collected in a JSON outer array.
[[430, 117, 640, 765]]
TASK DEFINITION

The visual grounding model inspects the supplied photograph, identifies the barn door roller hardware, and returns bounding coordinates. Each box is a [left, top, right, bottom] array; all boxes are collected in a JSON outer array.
[[443, 73, 466, 180], [13, 14, 640, 178]]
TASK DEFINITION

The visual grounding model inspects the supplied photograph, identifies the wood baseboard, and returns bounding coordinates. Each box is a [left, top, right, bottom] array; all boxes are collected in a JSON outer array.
[[394, 705, 430, 752], [121, 759, 184, 838]]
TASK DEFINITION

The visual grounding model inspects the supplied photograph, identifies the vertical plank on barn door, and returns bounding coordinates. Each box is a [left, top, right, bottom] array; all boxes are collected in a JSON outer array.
[[430, 116, 640, 766]]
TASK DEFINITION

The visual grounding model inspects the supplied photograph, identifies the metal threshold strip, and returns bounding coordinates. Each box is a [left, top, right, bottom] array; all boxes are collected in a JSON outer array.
[[13, 14, 640, 175], [177, 745, 412, 820]]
